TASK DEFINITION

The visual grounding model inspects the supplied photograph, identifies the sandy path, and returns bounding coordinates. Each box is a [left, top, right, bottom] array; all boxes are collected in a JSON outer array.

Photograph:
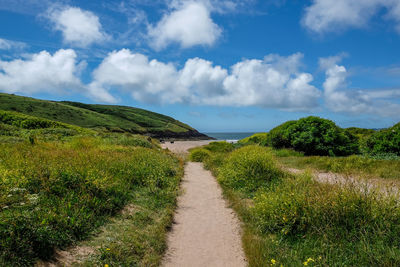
[[161, 141, 246, 267]]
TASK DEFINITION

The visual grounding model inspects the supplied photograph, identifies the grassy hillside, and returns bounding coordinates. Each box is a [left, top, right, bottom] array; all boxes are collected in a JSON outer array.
[[0, 93, 208, 139]]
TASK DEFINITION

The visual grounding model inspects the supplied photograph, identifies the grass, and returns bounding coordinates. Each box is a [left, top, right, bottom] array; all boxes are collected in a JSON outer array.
[[273, 148, 400, 180], [0, 93, 198, 136], [191, 142, 400, 266], [0, 135, 182, 266]]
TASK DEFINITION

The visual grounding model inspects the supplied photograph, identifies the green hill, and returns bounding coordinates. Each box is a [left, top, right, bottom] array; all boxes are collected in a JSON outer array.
[[0, 93, 209, 139]]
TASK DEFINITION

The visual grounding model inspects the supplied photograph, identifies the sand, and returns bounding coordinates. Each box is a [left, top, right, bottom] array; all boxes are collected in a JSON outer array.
[[161, 141, 247, 267]]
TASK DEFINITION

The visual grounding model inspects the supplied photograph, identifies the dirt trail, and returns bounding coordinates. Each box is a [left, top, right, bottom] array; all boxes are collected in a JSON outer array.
[[161, 141, 246, 267]]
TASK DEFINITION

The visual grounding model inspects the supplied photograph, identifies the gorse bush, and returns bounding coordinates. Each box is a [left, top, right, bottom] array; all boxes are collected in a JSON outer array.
[[0, 137, 181, 266], [218, 146, 285, 194], [267, 116, 359, 156]]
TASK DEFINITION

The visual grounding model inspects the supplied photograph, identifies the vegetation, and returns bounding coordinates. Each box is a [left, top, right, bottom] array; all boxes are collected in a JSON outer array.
[[237, 133, 268, 146], [191, 142, 400, 266], [0, 109, 183, 265], [275, 149, 400, 180], [366, 122, 400, 156], [0, 93, 205, 138], [218, 146, 284, 195], [267, 116, 359, 156]]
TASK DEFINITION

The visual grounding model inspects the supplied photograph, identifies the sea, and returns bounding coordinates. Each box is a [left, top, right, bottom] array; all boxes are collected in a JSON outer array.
[[204, 132, 257, 143]]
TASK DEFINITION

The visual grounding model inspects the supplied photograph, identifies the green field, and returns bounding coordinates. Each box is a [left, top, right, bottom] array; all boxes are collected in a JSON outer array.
[[191, 142, 400, 266], [0, 93, 207, 139], [0, 110, 183, 266]]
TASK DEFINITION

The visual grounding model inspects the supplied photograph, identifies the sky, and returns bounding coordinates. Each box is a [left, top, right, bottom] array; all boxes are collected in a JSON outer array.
[[0, 0, 400, 132]]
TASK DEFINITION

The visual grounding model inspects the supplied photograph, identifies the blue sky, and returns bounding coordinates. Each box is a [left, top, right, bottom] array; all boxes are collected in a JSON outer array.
[[0, 0, 400, 132]]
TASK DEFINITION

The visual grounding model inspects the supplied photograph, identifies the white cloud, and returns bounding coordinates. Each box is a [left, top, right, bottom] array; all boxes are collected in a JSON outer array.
[[91, 49, 180, 104], [47, 6, 108, 47], [148, 1, 221, 50], [0, 49, 84, 95], [303, 0, 400, 34], [0, 38, 26, 50], [321, 55, 400, 117], [90, 49, 320, 110]]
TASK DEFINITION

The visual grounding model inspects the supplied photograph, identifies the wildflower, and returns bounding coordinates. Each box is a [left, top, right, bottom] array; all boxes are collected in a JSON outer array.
[[271, 259, 276, 265], [106, 248, 111, 251], [104, 264, 109, 267], [303, 257, 314, 265]]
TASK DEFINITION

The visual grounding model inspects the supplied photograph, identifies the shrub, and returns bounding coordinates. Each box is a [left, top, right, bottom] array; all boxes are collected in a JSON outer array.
[[366, 123, 400, 156], [203, 141, 235, 153], [218, 146, 285, 194], [267, 116, 359, 156], [189, 148, 211, 162], [267, 120, 296, 149], [238, 133, 269, 146]]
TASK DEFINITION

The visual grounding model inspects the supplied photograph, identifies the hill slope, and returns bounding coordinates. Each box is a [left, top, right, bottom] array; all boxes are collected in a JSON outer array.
[[0, 93, 209, 139]]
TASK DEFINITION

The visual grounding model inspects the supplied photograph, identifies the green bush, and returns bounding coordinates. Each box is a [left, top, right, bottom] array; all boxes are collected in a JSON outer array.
[[267, 116, 359, 156], [218, 146, 285, 194], [366, 123, 400, 156], [189, 148, 211, 162], [203, 141, 235, 153], [238, 133, 269, 146], [267, 120, 296, 149]]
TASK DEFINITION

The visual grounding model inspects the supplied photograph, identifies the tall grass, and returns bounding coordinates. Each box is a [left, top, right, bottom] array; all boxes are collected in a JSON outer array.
[[191, 142, 400, 266], [0, 136, 181, 266], [275, 151, 400, 179]]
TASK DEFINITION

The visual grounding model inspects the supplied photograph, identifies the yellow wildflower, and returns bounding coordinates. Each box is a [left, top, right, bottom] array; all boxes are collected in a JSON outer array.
[[271, 259, 276, 265], [104, 264, 109, 267], [303, 262, 308, 266], [106, 248, 111, 251]]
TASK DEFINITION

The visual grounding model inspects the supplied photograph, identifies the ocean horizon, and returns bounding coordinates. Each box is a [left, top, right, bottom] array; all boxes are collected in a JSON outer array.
[[204, 132, 257, 141]]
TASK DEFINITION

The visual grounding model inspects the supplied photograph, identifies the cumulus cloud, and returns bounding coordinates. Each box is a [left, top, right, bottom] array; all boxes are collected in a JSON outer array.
[[0, 49, 84, 95], [0, 38, 26, 50], [148, 1, 221, 50], [89, 49, 320, 110], [321, 55, 400, 117], [46, 6, 108, 47], [303, 0, 400, 34]]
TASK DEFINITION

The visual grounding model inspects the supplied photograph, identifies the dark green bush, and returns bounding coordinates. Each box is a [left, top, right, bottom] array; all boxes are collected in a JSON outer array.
[[267, 116, 359, 156], [366, 123, 400, 156], [267, 120, 297, 149]]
